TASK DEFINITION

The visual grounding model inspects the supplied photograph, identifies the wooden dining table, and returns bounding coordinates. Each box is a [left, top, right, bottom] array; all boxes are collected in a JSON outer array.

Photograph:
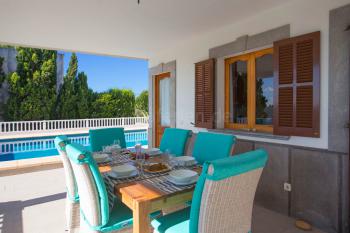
[[98, 152, 200, 233]]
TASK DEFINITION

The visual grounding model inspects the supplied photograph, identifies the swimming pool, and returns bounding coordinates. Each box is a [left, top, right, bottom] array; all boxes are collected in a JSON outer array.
[[0, 129, 148, 162]]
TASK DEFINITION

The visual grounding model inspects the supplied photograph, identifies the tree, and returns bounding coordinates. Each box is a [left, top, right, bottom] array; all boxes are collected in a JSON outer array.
[[256, 78, 268, 119], [5, 47, 57, 120], [135, 90, 148, 116], [75, 72, 94, 118], [92, 89, 135, 118], [56, 53, 78, 119]]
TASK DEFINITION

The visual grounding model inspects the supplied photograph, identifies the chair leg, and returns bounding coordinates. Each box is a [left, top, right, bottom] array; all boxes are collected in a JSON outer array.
[[66, 198, 80, 231]]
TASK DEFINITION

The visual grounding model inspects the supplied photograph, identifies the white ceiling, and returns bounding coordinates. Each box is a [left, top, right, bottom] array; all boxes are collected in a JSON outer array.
[[0, 0, 293, 59]]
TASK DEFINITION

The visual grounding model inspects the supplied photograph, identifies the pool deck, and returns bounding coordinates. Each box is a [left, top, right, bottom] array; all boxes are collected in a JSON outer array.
[[0, 156, 61, 172], [0, 125, 148, 140], [0, 165, 325, 233]]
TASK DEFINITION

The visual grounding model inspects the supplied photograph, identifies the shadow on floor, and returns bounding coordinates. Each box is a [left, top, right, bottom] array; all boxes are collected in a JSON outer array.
[[0, 192, 66, 233]]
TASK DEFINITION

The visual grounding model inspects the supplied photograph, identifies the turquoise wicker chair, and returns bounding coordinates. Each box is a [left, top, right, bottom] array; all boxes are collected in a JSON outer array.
[[89, 128, 127, 152], [192, 132, 236, 165], [159, 128, 191, 156], [151, 149, 268, 233], [54, 136, 80, 232], [66, 143, 159, 233]]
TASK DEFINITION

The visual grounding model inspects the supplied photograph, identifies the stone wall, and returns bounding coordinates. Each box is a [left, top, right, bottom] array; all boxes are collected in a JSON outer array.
[[0, 47, 17, 121], [183, 134, 348, 233], [234, 139, 348, 233]]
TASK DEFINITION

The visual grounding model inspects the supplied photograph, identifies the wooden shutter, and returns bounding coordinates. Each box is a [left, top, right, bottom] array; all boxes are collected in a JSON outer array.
[[273, 31, 320, 137], [195, 58, 215, 128]]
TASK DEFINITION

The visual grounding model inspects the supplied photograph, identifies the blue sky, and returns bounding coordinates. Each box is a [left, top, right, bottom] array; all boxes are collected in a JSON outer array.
[[61, 52, 148, 96]]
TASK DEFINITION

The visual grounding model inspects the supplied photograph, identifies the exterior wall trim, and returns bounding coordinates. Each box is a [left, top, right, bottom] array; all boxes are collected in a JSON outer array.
[[209, 24, 290, 58]]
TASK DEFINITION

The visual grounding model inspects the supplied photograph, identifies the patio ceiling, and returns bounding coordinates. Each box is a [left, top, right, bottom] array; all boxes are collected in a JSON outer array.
[[0, 0, 294, 59]]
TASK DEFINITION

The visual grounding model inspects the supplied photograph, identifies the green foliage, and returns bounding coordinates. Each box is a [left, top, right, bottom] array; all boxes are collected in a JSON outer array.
[[56, 53, 78, 119], [75, 72, 94, 118], [56, 53, 95, 119], [0, 57, 5, 88], [3, 49, 144, 121], [256, 78, 268, 118], [135, 90, 148, 116], [5, 47, 57, 120], [92, 89, 135, 118]]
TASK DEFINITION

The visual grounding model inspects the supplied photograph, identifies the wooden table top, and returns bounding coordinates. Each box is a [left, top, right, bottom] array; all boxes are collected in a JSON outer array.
[[97, 151, 199, 233], [98, 154, 201, 202]]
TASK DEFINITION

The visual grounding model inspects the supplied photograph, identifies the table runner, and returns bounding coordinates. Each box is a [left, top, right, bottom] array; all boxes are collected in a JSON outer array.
[[102, 168, 170, 185], [95, 153, 133, 166], [103, 165, 199, 197]]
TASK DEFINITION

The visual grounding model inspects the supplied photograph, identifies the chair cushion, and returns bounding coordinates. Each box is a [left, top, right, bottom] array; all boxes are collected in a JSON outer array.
[[151, 207, 190, 233], [66, 143, 110, 226], [89, 128, 126, 152], [100, 198, 162, 232], [54, 136, 79, 202], [159, 128, 191, 156], [99, 198, 133, 232], [192, 132, 235, 164]]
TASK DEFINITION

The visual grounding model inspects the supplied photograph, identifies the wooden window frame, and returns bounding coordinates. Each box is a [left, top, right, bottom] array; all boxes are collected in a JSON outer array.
[[224, 48, 274, 133]]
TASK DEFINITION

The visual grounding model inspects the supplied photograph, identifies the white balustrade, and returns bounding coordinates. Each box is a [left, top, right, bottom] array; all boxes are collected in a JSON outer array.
[[0, 130, 148, 154], [0, 117, 149, 134]]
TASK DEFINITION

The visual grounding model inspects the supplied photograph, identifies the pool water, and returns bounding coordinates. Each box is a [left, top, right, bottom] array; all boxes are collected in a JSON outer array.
[[0, 130, 148, 162]]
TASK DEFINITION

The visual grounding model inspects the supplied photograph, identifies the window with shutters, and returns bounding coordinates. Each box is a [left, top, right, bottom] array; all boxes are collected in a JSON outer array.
[[273, 31, 320, 137], [225, 48, 274, 133], [195, 59, 215, 129]]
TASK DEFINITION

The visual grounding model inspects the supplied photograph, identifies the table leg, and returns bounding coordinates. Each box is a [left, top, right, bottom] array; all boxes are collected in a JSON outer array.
[[133, 200, 151, 233]]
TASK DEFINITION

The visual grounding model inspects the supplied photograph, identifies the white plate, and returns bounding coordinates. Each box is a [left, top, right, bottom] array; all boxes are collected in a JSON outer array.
[[173, 156, 197, 166], [111, 164, 137, 177], [93, 153, 110, 163], [169, 169, 198, 183], [109, 170, 138, 179], [104, 145, 121, 153], [145, 148, 162, 156], [166, 175, 198, 186]]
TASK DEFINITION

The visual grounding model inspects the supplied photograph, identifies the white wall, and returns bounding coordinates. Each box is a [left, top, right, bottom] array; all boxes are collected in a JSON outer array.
[[149, 0, 350, 149]]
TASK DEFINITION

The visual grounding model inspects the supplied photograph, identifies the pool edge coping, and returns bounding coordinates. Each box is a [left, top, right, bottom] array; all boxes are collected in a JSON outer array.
[[0, 155, 62, 172]]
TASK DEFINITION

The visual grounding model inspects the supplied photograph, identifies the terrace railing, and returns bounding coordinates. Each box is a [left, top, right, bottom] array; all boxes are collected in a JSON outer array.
[[0, 130, 148, 154], [0, 117, 149, 134]]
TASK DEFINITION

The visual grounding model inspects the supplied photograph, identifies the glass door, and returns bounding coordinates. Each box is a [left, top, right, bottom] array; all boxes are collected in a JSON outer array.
[[155, 72, 171, 147]]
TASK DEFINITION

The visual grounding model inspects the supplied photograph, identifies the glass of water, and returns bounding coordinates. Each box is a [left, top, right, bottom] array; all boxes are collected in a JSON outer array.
[[164, 149, 175, 168], [113, 139, 120, 147]]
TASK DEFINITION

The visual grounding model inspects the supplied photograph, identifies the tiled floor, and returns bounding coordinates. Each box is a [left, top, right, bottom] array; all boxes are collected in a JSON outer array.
[[0, 166, 325, 233]]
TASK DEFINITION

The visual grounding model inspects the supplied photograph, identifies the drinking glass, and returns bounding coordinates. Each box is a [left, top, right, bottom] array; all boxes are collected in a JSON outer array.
[[164, 149, 175, 169], [136, 153, 145, 177], [135, 143, 144, 176], [113, 139, 121, 147]]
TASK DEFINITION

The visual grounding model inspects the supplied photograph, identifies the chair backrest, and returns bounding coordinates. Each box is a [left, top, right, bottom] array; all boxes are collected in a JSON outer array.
[[66, 143, 110, 229], [54, 136, 79, 202], [159, 128, 191, 156], [192, 132, 236, 164], [189, 149, 268, 233], [89, 127, 126, 152]]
